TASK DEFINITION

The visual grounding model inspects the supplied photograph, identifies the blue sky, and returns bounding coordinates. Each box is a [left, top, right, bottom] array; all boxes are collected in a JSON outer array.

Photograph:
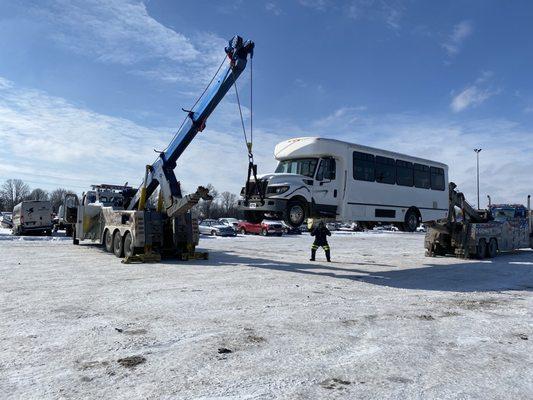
[[1, 0, 532, 203]]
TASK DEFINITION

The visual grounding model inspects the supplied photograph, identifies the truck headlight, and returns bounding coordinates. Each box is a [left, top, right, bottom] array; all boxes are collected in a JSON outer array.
[[267, 185, 289, 194]]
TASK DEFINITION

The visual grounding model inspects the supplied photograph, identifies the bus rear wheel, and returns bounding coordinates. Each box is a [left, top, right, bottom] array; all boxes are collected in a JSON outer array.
[[402, 208, 420, 232]]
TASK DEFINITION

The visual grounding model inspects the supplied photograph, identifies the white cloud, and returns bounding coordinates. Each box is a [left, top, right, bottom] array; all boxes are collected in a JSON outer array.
[[265, 2, 282, 15], [0, 77, 283, 195], [347, 0, 404, 30], [36, 0, 226, 85], [450, 72, 498, 112], [299, 0, 331, 11], [442, 20, 473, 57], [450, 86, 493, 112], [312, 106, 367, 128]]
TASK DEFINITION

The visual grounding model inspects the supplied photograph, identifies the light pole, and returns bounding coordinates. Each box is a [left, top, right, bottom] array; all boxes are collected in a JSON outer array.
[[474, 148, 482, 209]]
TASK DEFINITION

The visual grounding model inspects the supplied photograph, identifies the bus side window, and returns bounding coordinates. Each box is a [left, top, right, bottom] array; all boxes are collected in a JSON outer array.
[[353, 152, 375, 181], [396, 160, 413, 186], [375, 156, 396, 184], [414, 163, 430, 189], [430, 167, 445, 191]]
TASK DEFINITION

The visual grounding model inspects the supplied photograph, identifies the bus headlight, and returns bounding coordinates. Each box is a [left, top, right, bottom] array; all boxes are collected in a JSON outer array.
[[267, 185, 289, 195]]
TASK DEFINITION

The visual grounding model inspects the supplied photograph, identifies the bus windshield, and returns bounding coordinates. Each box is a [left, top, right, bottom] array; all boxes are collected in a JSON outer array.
[[275, 158, 318, 178]]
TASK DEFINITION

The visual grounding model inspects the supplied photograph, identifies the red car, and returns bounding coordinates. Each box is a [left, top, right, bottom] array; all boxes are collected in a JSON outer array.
[[237, 220, 284, 236]]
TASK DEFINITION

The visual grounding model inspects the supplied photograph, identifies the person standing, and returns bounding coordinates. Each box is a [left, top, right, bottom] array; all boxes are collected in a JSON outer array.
[[310, 221, 331, 262]]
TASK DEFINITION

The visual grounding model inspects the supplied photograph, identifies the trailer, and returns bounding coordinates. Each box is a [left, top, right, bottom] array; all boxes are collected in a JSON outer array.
[[64, 35, 254, 262], [425, 182, 533, 258]]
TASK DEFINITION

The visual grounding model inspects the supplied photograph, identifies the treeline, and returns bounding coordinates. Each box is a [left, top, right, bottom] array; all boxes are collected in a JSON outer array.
[[0, 179, 75, 213], [0, 179, 241, 219], [191, 183, 241, 220]]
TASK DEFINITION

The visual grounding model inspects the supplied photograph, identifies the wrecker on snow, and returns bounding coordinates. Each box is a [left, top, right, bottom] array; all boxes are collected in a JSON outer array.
[[425, 182, 533, 259], [63, 35, 254, 262]]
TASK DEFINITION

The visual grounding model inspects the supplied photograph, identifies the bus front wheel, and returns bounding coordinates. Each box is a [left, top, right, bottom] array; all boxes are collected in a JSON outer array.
[[285, 200, 306, 228]]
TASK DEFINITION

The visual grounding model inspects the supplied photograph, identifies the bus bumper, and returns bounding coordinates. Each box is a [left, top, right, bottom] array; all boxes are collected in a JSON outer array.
[[237, 198, 287, 213]]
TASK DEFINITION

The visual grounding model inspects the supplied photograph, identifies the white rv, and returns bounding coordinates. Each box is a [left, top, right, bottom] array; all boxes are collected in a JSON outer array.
[[12, 200, 53, 235], [239, 137, 448, 231]]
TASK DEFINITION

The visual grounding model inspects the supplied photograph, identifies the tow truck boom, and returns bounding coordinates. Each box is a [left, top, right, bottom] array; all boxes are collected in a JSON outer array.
[[126, 36, 254, 216]]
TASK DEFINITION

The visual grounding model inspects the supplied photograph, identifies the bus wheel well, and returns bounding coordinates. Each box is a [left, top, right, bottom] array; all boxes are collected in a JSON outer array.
[[289, 196, 309, 210]]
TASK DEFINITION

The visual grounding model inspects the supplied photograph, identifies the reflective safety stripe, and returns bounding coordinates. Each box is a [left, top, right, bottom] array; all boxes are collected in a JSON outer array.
[[311, 245, 319, 250], [323, 245, 330, 250]]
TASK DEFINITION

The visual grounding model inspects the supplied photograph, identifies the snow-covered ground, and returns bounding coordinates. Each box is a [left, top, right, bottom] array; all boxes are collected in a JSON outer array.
[[1, 228, 532, 399]]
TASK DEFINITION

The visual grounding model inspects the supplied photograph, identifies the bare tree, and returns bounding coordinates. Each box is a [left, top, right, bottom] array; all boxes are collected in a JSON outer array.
[[197, 183, 219, 219], [29, 188, 49, 201], [220, 191, 238, 215], [0, 179, 30, 211], [49, 188, 75, 213]]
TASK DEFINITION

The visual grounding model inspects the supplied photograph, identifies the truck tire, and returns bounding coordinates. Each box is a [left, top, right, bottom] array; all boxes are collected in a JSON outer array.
[[487, 238, 498, 258], [261, 228, 268, 236], [104, 229, 113, 252], [240, 228, 246, 235], [123, 232, 134, 258], [113, 231, 124, 258], [402, 208, 420, 232], [285, 200, 306, 228], [476, 239, 487, 259]]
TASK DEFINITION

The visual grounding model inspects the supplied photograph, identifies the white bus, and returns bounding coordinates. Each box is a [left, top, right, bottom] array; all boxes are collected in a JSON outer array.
[[239, 137, 448, 231]]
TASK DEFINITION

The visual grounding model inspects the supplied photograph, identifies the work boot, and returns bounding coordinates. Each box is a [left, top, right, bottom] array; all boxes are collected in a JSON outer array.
[[310, 249, 316, 261], [325, 249, 331, 262]]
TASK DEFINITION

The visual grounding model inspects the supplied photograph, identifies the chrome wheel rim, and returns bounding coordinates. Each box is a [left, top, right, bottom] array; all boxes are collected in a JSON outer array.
[[289, 205, 304, 224]]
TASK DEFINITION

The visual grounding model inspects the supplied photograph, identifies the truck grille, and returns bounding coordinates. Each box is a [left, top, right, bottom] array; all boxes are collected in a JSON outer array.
[[243, 179, 267, 198]]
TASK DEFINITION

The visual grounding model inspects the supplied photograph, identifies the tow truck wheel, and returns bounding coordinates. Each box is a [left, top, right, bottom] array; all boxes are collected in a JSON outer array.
[[104, 229, 113, 252], [113, 231, 124, 258], [487, 238, 498, 258], [123, 232, 134, 258], [240, 228, 247, 235], [261, 228, 268, 236], [285, 200, 306, 228], [476, 239, 487, 259]]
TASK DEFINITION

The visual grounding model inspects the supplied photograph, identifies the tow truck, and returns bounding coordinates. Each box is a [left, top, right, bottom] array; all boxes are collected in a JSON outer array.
[[425, 182, 533, 258], [64, 35, 254, 262]]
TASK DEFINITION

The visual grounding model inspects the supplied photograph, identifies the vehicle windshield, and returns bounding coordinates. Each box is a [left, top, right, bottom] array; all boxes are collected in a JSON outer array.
[[275, 158, 318, 178], [492, 207, 516, 221]]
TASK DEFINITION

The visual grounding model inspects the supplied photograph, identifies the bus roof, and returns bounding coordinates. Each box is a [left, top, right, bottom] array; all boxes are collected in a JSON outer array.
[[275, 137, 448, 169]]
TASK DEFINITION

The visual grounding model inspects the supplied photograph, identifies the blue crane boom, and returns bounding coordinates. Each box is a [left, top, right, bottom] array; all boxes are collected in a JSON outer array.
[[126, 35, 254, 214]]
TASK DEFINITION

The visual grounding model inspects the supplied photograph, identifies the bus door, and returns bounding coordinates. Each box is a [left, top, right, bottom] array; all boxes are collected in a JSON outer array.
[[313, 157, 339, 217]]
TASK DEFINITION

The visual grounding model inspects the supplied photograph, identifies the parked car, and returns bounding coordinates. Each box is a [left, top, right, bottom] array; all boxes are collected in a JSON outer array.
[[237, 220, 284, 236], [1, 212, 13, 229], [218, 218, 240, 229], [281, 221, 302, 234], [326, 222, 342, 231], [373, 224, 399, 232], [12, 200, 53, 235], [199, 219, 236, 236]]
